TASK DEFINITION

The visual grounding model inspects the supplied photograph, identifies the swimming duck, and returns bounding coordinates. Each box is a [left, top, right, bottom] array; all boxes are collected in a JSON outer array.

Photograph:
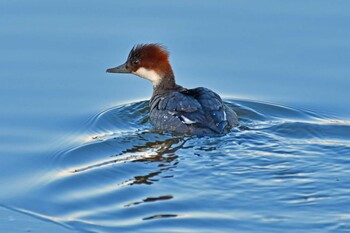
[[106, 44, 238, 135]]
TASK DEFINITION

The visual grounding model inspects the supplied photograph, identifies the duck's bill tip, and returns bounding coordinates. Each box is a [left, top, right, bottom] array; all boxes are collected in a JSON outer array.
[[106, 63, 130, 73]]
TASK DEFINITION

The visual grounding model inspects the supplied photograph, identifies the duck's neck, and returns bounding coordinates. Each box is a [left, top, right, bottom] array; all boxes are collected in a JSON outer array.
[[152, 70, 182, 96]]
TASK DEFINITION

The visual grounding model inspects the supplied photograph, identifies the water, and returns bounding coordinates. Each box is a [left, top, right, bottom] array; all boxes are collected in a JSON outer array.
[[1, 1, 350, 232], [6, 100, 350, 232]]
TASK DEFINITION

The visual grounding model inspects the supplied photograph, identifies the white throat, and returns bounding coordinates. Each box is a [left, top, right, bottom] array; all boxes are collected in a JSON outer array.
[[133, 67, 162, 87]]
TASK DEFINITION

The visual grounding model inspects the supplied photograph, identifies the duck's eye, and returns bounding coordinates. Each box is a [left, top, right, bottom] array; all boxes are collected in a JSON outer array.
[[133, 59, 139, 65]]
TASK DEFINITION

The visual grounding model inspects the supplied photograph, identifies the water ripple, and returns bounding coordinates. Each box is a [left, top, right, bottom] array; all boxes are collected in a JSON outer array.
[[8, 99, 350, 233]]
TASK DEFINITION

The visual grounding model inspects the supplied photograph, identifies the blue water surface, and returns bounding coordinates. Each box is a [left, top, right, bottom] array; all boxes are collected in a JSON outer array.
[[1, 1, 350, 232]]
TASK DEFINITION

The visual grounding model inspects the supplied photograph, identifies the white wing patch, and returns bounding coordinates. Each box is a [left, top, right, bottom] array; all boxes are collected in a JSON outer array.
[[180, 115, 196, 124], [167, 110, 196, 125]]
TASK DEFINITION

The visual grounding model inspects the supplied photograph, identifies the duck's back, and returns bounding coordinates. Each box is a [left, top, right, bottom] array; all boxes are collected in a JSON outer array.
[[149, 87, 238, 135]]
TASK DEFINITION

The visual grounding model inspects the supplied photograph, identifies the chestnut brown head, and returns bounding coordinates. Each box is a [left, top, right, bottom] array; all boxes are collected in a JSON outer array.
[[107, 44, 174, 87]]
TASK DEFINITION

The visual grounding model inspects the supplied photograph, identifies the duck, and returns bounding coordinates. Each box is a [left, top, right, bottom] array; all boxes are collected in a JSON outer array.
[[106, 44, 238, 136]]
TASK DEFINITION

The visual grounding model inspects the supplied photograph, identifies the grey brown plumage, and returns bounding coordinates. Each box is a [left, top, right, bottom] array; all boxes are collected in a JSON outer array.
[[150, 87, 238, 135]]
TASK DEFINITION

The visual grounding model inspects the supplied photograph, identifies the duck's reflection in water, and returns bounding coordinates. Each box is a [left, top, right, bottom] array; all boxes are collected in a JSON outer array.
[[114, 135, 186, 221], [119, 136, 186, 186]]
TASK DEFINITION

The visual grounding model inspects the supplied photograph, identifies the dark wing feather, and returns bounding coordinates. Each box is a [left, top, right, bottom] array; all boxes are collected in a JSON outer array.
[[182, 87, 238, 131], [149, 92, 201, 133]]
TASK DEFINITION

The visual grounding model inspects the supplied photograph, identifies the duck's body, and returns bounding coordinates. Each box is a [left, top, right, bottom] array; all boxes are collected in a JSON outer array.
[[150, 87, 238, 135], [107, 44, 238, 136]]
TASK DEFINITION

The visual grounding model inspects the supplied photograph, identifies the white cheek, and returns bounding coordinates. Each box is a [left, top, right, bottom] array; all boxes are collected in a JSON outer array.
[[132, 67, 162, 87]]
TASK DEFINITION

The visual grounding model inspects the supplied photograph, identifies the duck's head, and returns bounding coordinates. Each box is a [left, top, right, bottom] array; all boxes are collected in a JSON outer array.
[[107, 44, 175, 88]]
